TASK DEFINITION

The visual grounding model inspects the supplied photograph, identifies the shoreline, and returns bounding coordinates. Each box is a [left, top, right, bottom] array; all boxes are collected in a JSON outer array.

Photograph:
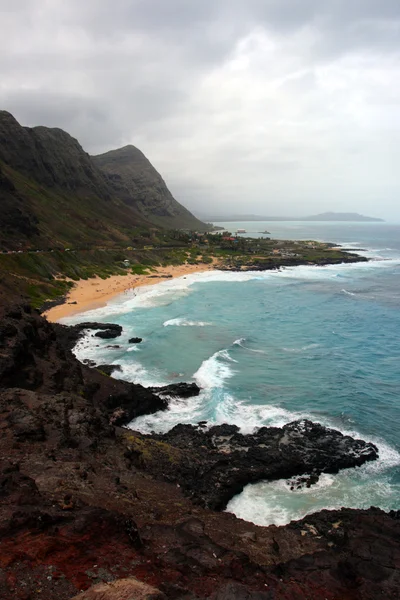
[[43, 262, 218, 322]]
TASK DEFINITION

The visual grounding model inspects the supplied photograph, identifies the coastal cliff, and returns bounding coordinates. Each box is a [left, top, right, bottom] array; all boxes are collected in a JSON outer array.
[[0, 304, 399, 599]]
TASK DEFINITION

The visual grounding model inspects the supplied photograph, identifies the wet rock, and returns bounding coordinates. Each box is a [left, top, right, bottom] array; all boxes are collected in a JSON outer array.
[[74, 322, 123, 334], [150, 382, 201, 398], [128, 337, 142, 344], [147, 419, 378, 509], [95, 330, 121, 339]]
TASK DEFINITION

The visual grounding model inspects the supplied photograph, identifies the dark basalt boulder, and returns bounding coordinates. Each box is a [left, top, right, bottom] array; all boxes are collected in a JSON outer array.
[[143, 419, 378, 510], [150, 382, 201, 398], [128, 337, 142, 344], [54, 321, 123, 350], [95, 329, 121, 339], [75, 322, 123, 334]]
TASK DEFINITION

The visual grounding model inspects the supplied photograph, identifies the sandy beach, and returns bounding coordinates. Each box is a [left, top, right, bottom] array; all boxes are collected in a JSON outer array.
[[44, 262, 218, 322]]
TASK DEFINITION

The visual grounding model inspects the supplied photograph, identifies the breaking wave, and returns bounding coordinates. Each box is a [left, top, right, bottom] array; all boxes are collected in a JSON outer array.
[[163, 317, 212, 327]]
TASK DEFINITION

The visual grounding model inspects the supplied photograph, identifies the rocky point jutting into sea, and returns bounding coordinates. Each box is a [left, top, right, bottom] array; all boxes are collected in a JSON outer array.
[[0, 302, 399, 599]]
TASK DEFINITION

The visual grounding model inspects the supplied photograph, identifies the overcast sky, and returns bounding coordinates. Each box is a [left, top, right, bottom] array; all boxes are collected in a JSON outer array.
[[1, 0, 400, 219]]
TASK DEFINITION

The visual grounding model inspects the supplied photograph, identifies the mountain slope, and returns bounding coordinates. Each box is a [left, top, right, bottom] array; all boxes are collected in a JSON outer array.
[[93, 145, 207, 230], [0, 111, 151, 249], [0, 111, 206, 250]]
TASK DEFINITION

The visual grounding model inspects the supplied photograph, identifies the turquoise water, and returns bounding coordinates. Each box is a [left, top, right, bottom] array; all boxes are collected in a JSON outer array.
[[67, 222, 400, 526]]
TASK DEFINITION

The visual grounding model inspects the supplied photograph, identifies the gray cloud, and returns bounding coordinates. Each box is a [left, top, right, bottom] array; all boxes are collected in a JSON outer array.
[[1, 0, 400, 218]]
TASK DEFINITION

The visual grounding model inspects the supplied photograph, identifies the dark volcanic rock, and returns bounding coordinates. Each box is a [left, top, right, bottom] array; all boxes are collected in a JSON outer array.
[[128, 337, 142, 344], [76, 322, 123, 335], [0, 304, 398, 600], [145, 420, 378, 510], [0, 306, 166, 427], [150, 382, 201, 398], [54, 321, 123, 351], [95, 329, 121, 339]]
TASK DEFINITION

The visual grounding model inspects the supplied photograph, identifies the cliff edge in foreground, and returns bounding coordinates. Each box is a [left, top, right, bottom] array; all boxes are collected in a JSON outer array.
[[0, 304, 398, 599]]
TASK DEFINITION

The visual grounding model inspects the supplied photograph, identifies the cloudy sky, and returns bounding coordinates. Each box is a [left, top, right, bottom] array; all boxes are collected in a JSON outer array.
[[1, 0, 400, 219]]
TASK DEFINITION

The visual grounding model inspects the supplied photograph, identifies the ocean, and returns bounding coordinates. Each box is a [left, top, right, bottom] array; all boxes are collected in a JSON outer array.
[[66, 221, 400, 526]]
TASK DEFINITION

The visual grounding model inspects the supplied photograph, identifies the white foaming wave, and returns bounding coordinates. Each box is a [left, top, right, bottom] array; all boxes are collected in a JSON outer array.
[[72, 330, 100, 363], [277, 259, 400, 283], [218, 349, 238, 363], [341, 289, 357, 297], [227, 437, 400, 527], [226, 473, 338, 527], [233, 338, 266, 354], [226, 407, 400, 527], [113, 361, 167, 388], [193, 348, 237, 389], [214, 394, 301, 433], [64, 270, 275, 321], [61, 253, 400, 325], [130, 345, 239, 434], [163, 317, 212, 327], [130, 392, 207, 434]]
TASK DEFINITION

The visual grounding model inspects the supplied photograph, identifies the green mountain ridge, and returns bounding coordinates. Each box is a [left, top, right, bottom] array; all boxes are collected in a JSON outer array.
[[93, 145, 207, 231], [0, 110, 206, 250]]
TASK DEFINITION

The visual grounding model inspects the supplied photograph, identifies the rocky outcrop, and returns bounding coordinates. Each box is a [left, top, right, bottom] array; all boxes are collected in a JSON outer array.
[[0, 304, 398, 599], [134, 420, 378, 510], [74, 322, 123, 334], [150, 382, 201, 398], [0, 305, 166, 426]]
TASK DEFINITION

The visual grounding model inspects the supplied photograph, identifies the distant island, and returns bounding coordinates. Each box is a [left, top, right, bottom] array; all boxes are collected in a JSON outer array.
[[201, 212, 384, 223]]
